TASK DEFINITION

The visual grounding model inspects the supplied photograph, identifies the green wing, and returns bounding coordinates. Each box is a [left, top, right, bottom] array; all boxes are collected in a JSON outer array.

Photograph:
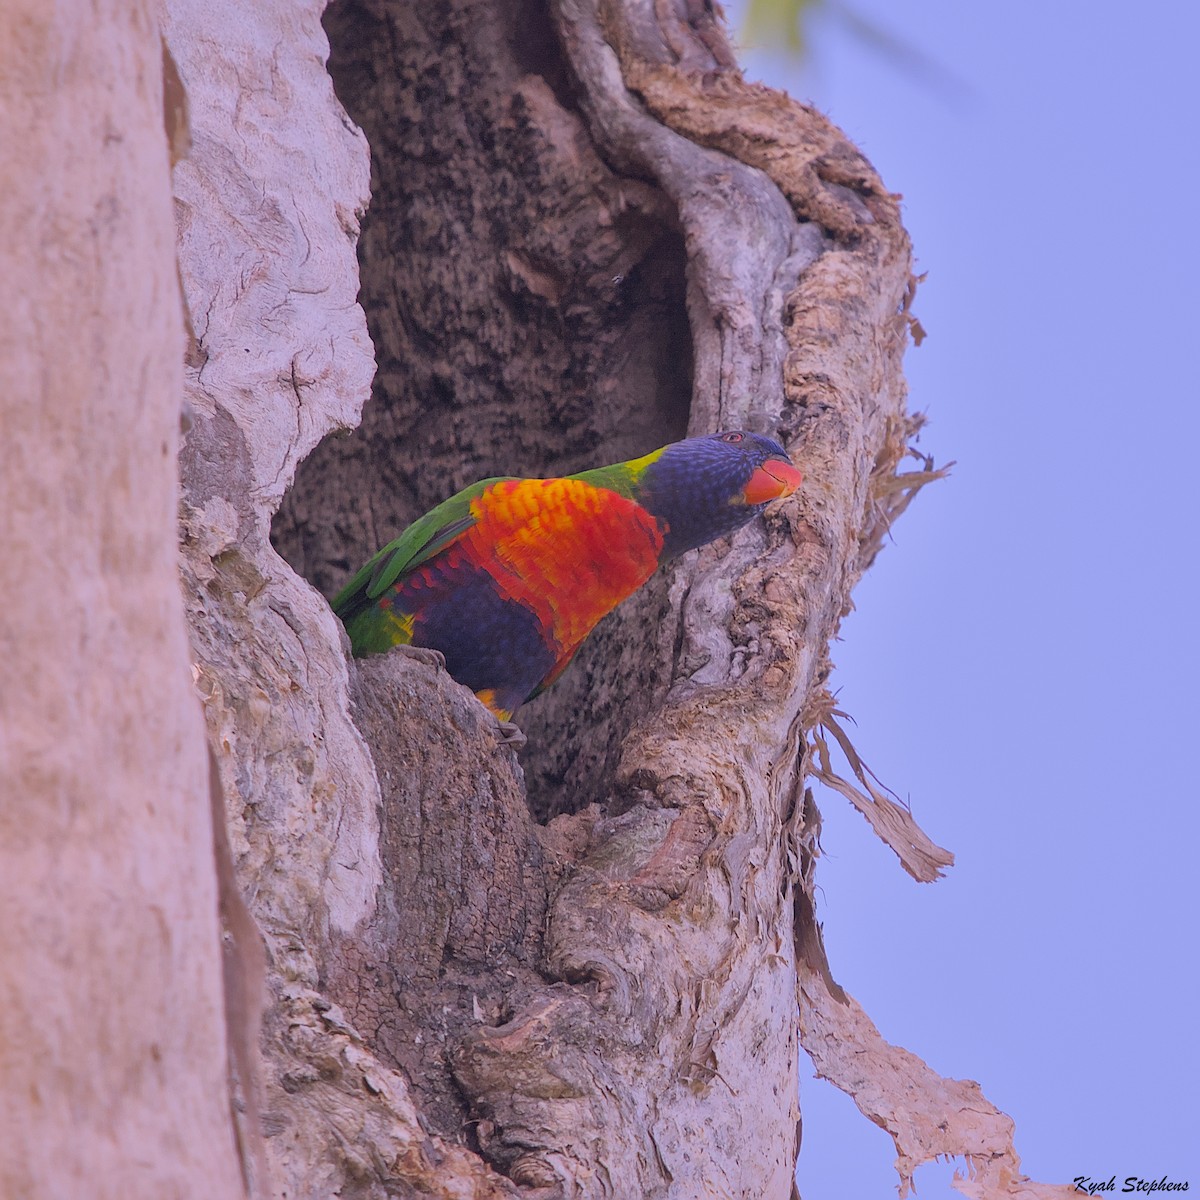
[[332, 477, 515, 629]]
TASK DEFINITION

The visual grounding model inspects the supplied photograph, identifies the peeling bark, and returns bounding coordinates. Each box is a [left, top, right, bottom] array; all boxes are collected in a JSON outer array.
[[158, 0, 1072, 1198], [794, 795, 1079, 1200]]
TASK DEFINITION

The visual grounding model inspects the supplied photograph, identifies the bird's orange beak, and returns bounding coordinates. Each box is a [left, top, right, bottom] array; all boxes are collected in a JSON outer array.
[[742, 458, 802, 504]]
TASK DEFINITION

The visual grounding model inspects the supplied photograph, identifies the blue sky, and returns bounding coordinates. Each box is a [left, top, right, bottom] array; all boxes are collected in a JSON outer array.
[[726, 1, 1200, 1194]]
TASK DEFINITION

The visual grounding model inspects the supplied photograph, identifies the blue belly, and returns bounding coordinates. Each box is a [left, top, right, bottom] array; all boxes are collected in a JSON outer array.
[[394, 561, 556, 716]]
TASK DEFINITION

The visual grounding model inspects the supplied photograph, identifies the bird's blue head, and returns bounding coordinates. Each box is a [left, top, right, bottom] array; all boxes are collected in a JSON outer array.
[[633, 430, 802, 559]]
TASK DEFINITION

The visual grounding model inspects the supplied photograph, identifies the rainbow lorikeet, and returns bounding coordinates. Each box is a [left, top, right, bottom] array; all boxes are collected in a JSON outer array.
[[333, 431, 801, 722]]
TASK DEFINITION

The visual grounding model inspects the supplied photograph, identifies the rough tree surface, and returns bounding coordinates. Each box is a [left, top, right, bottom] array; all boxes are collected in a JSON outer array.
[[0, 3, 245, 1198], [162, 0, 1079, 1198]]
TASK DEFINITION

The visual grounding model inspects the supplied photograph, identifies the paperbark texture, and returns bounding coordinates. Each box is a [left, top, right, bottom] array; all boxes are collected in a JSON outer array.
[[0, 4, 245, 1198], [163, 1, 1074, 1198]]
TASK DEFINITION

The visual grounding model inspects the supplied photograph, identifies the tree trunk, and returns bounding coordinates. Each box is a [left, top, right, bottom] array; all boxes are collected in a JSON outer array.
[[0, 5, 245, 1197], [1, 0, 1079, 1196]]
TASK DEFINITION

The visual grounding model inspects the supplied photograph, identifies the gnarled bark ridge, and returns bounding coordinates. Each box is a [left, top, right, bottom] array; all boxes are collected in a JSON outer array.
[[167, 0, 1074, 1197]]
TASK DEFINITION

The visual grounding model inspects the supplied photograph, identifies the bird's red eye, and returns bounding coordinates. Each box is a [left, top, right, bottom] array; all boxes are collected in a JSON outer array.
[[722, 432, 744, 443]]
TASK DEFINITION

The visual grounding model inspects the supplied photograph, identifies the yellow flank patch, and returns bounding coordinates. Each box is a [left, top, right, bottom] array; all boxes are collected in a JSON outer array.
[[474, 689, 512, 721], [383, 608, 415, 643], [468, 477, 663, 657]]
